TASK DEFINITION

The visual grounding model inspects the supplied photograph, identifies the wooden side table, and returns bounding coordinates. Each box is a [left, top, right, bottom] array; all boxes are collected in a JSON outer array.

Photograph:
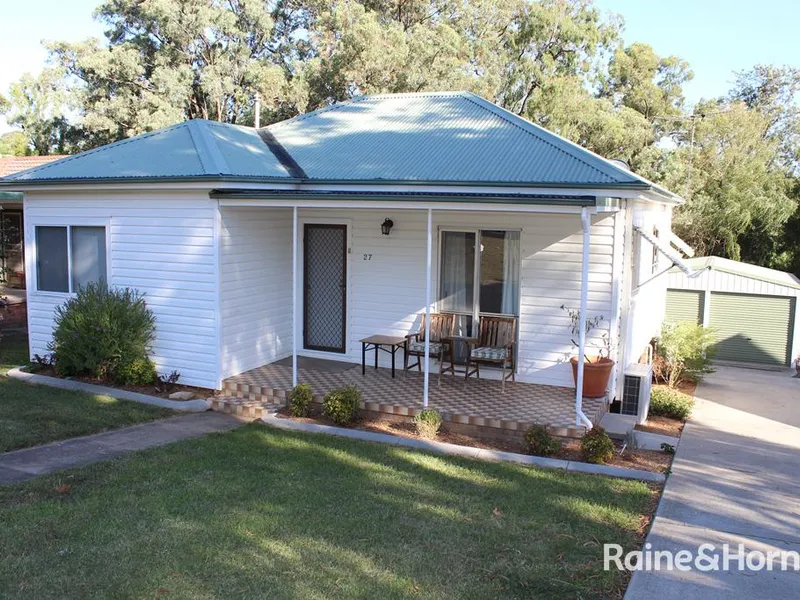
[[360, 335, 407, 378]]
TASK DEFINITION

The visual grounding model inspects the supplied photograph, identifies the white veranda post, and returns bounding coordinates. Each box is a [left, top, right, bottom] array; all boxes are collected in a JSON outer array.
[[292, 206, 298, 388], [575, 207, 593, 429], [423, 208, 433, 407]]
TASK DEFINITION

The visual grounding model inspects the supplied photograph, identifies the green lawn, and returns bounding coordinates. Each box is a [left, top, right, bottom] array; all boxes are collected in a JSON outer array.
[[0, 333, 175, 452], [0, 424, 656, 599]]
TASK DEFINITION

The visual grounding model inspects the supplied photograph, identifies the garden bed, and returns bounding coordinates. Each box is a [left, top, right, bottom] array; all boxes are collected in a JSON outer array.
[[635, 415, 684, 437], [276, 407, 672, 475], [23, 363, 211, 401]]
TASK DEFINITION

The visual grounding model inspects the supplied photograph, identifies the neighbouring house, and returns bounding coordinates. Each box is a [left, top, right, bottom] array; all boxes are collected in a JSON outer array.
[[667, 256, 800, 368], [0, 92, 693, 436], [0, 155, 69, 289]]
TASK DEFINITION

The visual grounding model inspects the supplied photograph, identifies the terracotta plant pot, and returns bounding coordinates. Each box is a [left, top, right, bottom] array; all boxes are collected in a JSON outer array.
[[570, 356, 615, 398]]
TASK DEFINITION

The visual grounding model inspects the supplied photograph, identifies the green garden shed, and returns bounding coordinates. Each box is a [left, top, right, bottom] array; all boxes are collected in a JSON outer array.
[[666, 257, 800, 368]]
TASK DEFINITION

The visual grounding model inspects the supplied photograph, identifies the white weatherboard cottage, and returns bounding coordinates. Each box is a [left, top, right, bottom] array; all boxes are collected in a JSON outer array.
[[1, 92, 692, 428]]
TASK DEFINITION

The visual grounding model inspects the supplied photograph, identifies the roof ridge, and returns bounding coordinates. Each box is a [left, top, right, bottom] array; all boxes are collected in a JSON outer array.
[[2, 121, 190, 181], [186, 119, 230, 175], [459, 93, 631, 184]]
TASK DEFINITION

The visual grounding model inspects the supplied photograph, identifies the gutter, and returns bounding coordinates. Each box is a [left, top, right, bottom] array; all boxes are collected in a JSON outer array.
[[209, 189, 598, 206]]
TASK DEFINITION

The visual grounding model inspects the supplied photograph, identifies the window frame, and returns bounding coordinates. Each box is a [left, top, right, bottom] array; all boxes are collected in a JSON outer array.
[[31, 218, 111, 297], [436, 226, 522, 335]]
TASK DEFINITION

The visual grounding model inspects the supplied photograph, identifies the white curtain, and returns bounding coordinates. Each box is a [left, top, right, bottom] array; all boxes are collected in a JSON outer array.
[[500, 231, 520, 315], [439, 231, 474, 313]]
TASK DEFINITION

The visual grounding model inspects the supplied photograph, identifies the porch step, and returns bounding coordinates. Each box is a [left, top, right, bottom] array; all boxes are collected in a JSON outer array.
[[210, 395, 589, 439]]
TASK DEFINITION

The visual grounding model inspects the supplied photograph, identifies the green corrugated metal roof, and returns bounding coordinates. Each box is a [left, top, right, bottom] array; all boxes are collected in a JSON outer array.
[[671, 256, 800, 290], [0, 91, 680, 198]]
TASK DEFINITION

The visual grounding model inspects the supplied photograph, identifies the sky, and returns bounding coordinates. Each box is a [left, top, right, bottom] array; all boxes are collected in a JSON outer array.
[[1, 0, 799, 134]]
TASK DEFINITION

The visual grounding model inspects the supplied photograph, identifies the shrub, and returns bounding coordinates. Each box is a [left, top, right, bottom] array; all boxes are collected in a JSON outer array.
[[413, 409, 442, 439], [49, 283, 155, 381], [580, 426, 615, 464], [116, 357, 157, 386], [524, 425, 562, 457], [288, 383, 314, 417], [650, 387, 694, 420], [156, 370, 181, 393], [323, 385, 361, 425], [653, 322, 715, 388]]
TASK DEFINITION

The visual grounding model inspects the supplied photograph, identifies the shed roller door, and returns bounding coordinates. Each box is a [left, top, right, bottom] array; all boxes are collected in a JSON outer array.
[[708, 292, 795, 366], [665, 289, 704, 324]]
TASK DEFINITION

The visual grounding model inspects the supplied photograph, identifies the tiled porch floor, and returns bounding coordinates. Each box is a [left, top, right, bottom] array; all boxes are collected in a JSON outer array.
[[220, 358, 606, 436]]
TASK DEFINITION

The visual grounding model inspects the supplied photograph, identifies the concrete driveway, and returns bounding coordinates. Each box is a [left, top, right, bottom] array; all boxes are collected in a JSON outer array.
[[626, 366, 800, 599]]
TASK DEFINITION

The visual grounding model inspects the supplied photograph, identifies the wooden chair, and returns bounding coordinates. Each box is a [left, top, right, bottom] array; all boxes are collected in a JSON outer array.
[[465, 316, 517, 391], [404, 313, 455, 373]]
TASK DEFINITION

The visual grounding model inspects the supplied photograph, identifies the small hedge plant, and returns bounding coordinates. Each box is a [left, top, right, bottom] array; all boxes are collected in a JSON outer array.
[[653, 322, 715, 388], [49, 283, 156, 384], [524, 424, 562, 457], [288, 383, 314, 417], [413, 409, 442, 439], [650, 387, 694, 421], [323, 385, 361, 425], [115, 357, 158, 386], [580, 426, 615, 464]]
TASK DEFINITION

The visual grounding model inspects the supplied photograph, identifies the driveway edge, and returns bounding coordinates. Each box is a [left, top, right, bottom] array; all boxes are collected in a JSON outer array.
[[261, 413, 665, 483], [7, 367, 211, 412]]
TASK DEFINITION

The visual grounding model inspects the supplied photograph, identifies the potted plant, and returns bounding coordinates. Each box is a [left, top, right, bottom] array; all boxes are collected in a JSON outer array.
[[561, 305, 614, 398]]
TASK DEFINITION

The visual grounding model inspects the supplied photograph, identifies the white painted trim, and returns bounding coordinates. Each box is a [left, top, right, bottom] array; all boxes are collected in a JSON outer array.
[[292, 207, 298, 387], [213, 204, 223, 389], [608, 209, 624, 400], [423, 208, 433, 407], [575, 207, 593, 429], [23, 196, 34, 361]]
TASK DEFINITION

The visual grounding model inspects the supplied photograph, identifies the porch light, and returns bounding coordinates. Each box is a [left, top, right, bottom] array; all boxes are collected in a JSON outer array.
[[381, 218, 394, 236]]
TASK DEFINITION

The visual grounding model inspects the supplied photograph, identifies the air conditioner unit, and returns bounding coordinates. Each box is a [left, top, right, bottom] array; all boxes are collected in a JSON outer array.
[[621, 363, 652, 425]]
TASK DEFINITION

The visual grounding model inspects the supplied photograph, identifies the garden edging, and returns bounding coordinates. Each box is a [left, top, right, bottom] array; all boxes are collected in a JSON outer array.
[[6, 367, 211, 412], [261, 412, 666, 483]]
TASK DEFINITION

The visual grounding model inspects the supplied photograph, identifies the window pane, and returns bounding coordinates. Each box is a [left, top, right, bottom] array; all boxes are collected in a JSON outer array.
[[438, 231, 475, 313], [479, 230, 520, 315], [36, 227, 69, 292], [71, 227, 107, 291]]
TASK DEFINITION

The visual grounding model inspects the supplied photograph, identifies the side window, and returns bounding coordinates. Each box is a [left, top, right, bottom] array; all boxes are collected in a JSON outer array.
[[651, 226, 660, 274], [35, 225, 107, 293], [36, 226, 69, 292]]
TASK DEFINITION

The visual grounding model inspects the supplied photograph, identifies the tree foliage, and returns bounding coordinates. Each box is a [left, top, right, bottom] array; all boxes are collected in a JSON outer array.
[[1, 0, 799, 274]]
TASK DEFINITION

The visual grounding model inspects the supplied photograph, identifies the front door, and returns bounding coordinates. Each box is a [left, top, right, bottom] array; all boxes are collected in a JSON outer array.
[[304, 224, 347, 353]]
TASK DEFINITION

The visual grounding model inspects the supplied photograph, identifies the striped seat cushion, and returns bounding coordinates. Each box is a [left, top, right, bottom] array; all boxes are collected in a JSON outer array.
[[409, 341, 443, 354], [470, 346, 508, 360]]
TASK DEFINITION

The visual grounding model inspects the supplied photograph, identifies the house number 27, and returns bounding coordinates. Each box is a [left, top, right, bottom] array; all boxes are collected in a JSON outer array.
[[363, 254, 372, 260]]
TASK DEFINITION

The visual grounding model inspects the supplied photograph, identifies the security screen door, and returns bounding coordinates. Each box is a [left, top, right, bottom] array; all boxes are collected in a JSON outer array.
[[303, 224, 347, 353]]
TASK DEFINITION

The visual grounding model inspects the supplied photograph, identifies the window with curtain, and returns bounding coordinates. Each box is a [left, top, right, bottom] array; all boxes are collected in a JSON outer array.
[[35, 225, 107, 293], [438, 229, 520, 331]]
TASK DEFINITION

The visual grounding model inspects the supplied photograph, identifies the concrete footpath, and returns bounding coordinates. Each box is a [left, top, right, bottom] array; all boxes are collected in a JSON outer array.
[[626, 367, 800, 598], [0, 412, 242, 485]]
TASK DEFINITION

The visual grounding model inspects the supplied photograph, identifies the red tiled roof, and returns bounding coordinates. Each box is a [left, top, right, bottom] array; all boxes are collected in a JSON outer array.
[[0, 155, 69, 177]]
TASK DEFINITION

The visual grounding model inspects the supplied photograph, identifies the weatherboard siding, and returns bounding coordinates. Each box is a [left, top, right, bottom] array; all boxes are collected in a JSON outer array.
[[294, 209, 615, 388], [219, 207, 292, 380], [23, 191, 219, 388]]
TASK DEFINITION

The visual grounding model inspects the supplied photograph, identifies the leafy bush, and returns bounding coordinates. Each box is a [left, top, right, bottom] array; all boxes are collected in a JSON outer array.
[[116, 357, 157, 386], [524, 425, 562, 457], [580, 426, 615, 465], [650, 387, 694, 420], [49, 283, 155, 382], [289, 383, 314, 417], [323, 385, 361, 425], [413, 409, 442, 439], [653, 322, 715, 388]]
